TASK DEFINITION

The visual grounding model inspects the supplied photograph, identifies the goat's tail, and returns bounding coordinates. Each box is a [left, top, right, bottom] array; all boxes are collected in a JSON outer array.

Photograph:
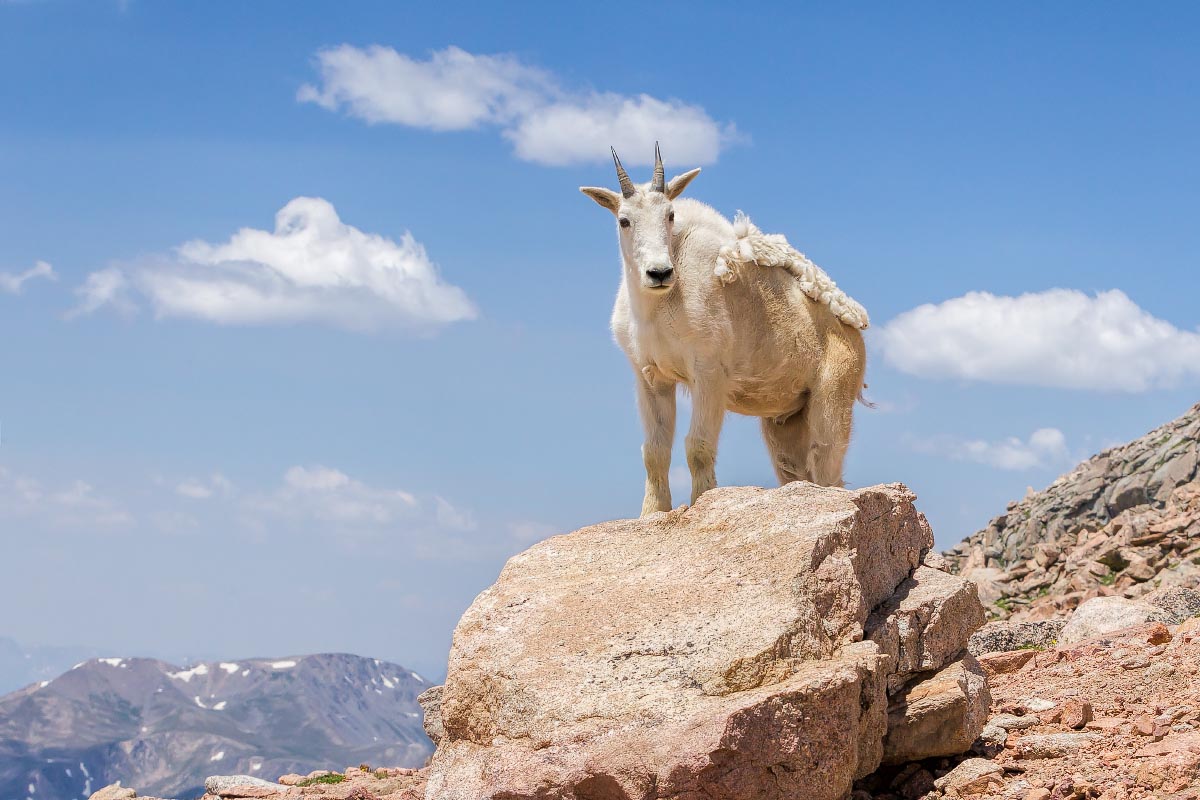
[[857, 383, 877, 409]]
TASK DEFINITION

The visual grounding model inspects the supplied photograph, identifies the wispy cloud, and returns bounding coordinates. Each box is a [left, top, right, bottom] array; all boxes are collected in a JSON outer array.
[[0, 466, 133, 528], [175, 473, 233, 500], [878, 289, 1200, 392], [6, 460, 503, 558], [909, 427, 1072, 471], [0, 260, 56, 294], [299, 45, 737, 166], [70, 197, 476, 332], [248, 465, 419, 526]]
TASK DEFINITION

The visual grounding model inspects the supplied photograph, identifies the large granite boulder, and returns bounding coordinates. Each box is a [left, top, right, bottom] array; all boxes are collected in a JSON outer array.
[[423, 482, 988, 800], [1058, 595, 1173, 645]]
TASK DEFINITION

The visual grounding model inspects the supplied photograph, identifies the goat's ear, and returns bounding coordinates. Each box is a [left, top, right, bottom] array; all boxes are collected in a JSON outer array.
[[579, 186, 621, 213], [666, 168, 701, 200]]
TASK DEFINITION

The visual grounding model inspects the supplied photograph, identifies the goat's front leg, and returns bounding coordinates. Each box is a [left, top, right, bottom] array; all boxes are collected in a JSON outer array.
[[686, 372, 726, 505], [636, 371, 676, 516]]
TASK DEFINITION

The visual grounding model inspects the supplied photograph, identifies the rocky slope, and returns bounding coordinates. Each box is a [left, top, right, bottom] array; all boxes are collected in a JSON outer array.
[[944, 402, 1200, 623], [0, 654, 433, 800]]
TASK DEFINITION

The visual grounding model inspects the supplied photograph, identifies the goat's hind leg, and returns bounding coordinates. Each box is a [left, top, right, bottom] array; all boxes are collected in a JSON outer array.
[[760, 402, 813, 485], [803, 376, 858, 488]]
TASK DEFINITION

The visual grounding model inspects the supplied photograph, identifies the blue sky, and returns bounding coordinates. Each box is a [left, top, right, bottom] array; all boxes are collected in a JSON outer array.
[[2, 1, 1199, 680]]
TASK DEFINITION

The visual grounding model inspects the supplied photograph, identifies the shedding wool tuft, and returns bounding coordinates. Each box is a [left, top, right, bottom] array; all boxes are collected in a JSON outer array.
[[715, 211, 869, 330]]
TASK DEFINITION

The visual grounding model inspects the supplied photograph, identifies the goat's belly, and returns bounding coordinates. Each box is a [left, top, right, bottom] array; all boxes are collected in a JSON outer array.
[[726, 389, 806, 419]]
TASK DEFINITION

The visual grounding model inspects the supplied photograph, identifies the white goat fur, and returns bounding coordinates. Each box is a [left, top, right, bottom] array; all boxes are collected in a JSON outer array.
[[582, 163, 868, 516]]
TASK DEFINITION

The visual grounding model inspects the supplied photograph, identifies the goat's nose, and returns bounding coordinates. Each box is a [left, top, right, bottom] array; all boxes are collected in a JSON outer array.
[[647, 266, 674, 283]]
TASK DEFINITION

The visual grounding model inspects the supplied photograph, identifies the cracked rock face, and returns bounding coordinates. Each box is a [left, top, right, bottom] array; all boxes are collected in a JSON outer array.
[[423, 482, 988, 800]]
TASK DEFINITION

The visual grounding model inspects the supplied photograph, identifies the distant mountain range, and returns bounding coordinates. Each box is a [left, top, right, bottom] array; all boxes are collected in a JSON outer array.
[[0, 653, 433, 800]]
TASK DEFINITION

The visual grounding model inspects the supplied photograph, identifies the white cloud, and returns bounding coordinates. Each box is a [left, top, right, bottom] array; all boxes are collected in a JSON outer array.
[[0, 467, 133, 528], [506, 93, 729, 167], [0, 260, 56, 294], [253, 464, 419, 525], [878, 289, 1200, 392], [69, 268, 133, 318], [298, 45, 549, 130], [911, 427, 1071, 471], [299, 45, 735, 166], [70, 197, 476, 332], [176, 473, 233, 500], [283, 465, 356, 492]]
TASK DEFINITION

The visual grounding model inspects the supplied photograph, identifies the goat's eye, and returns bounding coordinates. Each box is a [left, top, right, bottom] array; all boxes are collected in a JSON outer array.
[[619, 218, 631, 228], [668, 212, 675, 222]]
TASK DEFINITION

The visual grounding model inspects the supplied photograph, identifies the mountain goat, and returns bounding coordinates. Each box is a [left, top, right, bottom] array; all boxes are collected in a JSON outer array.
[[580, 146, 869, 516]]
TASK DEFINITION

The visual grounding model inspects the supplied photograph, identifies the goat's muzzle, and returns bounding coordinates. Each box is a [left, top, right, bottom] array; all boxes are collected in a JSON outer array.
[[645, 266, 675, 288]]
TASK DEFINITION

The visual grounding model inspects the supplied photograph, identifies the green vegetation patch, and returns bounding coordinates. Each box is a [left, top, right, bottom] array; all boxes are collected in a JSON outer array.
[[296, 774, 347, 787]]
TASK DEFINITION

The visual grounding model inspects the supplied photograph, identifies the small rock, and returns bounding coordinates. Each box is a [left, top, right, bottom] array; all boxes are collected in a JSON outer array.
[[1145, 662, 1176, 680], [883, 655, 991, 764], [1061, 699, 1093, 730], [1013, 733, 1103, 759], [1084, 717, 1123, 732], [276, 776, 304, 786], [1139, 622, 1172, 645], [976, 723, 1009, 754], [990, 713, 1042, 731], [417, 684, 444, 745], [1023, 698, 1057, 713], [969, 620, 1066, 656], [202, 777, 284, 798], [922, 550, 949, 571], [978, 649, 1039, 676], [1124, 555, 1156, 583], [1119, 653, 1150, 670], [89, 785, 137, 800], [1025, 789, 1051, 800], [933, 757, 1004, 794], [1039, 704, 1064, 725]]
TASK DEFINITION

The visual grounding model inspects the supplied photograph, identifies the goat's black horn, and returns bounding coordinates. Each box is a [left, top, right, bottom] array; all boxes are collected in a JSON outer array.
[[612, 147, 636, 198], [651, 141, 665, 193]]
